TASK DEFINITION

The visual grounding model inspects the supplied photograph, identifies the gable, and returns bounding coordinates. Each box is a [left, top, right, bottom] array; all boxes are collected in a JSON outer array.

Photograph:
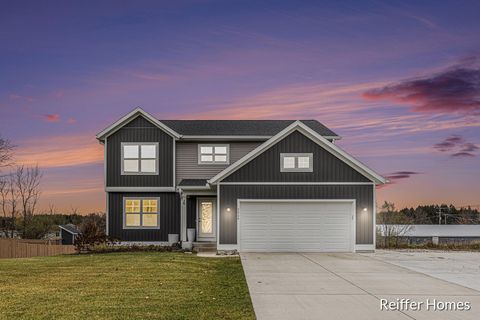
[[222, 130, 371, 183], [123, 115, 156, 128]]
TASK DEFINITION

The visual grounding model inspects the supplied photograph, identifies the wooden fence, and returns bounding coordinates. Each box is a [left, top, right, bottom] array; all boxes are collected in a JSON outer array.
[[0, 239, 75, 259]]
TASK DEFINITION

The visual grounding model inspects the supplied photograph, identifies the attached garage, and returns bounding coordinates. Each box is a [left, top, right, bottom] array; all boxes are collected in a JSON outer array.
[[238, 200, 355, 252]]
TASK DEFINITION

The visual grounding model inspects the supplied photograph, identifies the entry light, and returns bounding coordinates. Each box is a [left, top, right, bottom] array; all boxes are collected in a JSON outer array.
[[362, 208, 368, 212], [226, 207, 231, 212]]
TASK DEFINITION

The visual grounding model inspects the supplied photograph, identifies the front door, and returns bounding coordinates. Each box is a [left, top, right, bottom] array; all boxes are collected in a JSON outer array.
[[197, 198, 216, 241]]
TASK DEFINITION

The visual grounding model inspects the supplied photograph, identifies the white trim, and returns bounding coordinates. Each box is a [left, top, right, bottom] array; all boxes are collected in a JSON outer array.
[[218, 182, 374, 185], [172, 137, 176, 187], [121, 142, 159, 175], [58, 225, 79, 235], [105, 187, 176, 192], [177, 185, 210, 191], [280, 153, 313, 172], [209, 121, 386, 185], [96, 107, 181, 140], [122, 197, 161, 230], [216, 184, 220, 248], [105, 193, 109, 236], [180, 190, 216, 196], [355, 244, 375, 252], [180, 193, 187, 241], [198, 144, 230, 165], [236, 199, 356, 253]]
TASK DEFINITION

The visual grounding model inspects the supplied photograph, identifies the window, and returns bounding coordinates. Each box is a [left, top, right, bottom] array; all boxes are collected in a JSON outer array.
[[121, 143, 158, 175], [198, 144, 229, 164], [124, 198, 160, 229], [280, 153, 313, 172]]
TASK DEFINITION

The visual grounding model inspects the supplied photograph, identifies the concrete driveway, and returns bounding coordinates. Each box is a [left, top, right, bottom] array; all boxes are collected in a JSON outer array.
[[240, 253, 480, 320]]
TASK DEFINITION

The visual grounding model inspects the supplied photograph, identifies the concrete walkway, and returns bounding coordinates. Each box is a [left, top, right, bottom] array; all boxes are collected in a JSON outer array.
[[240, 253, 480, 320]]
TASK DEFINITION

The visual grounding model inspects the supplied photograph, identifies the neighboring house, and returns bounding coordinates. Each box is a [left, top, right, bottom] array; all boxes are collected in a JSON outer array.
[[377, 224, 480, 245], [96, 108, 386, 252], [59, 224, 80, 245]]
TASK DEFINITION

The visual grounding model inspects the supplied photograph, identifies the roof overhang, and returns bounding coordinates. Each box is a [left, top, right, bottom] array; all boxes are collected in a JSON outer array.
[[96, 107, 181, 142], [209, 121, 387, 185]]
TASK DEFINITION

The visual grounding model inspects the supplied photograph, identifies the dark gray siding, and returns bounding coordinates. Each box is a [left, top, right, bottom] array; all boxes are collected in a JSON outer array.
[[106, 115, 174, 187], [219, 184, 374, 245], [223, 131, 370, 183], [108, 192, 180, 241], [175, 141, 261, 184], [60, 230, 74, 245], [187, 196, 197, 229]]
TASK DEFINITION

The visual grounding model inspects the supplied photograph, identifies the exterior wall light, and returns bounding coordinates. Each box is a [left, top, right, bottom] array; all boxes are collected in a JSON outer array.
[[362, 207, 368, 212], [226, 207, 231, 212]]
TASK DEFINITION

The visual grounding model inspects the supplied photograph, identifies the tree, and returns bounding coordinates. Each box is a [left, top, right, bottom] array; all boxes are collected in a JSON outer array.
[[377, 201, 412, 248], [13, 165, 42, 237], [0, 174, 20, 238], [0, 135, 14, 169]]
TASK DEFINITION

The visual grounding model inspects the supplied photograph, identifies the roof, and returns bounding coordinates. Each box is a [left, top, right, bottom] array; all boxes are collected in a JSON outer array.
[[209, 120, 387, 185], [160, 119, 339, 137], [178, 179, 208, 187], [59, 224, 80, 235], [96, 108, 340, 141]]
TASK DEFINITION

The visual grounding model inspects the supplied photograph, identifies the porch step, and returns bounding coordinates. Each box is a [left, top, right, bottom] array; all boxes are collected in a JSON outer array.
[[192, 242, 217, 253]]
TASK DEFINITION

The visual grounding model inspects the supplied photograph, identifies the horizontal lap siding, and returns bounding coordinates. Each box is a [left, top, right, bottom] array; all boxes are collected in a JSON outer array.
[[108, 192, 180, 241], [175, 142, 261, 185], [223, 131, 370, 183], [219, 185, 373, 245], [107, 116, 174, 187]]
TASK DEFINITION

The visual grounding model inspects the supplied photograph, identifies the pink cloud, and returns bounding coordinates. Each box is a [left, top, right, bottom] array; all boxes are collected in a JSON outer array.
[[44, 114, 60, 122], [67, 118, 77, 124]]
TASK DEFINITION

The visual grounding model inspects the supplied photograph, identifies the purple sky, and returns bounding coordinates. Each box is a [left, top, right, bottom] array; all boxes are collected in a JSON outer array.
[[1, 1, 479, 213]]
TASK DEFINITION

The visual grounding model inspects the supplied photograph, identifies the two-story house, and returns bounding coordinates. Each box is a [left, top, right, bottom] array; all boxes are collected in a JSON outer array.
[[96, 108, 386, 252]]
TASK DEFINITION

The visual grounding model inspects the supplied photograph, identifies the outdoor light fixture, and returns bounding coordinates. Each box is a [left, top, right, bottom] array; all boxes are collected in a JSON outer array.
[[362, 207, 367, 212], [226, 207, 231, 212]]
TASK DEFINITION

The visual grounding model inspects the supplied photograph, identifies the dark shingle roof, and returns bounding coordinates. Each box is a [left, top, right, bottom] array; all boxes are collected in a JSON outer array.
[[178, 179, 208, 187], [59, 224, 80, 234], [159, 120, 338, 137]]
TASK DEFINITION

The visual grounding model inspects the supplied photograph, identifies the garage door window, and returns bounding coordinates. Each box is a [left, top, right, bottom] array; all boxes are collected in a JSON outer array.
[[280, 153, 313, 172]]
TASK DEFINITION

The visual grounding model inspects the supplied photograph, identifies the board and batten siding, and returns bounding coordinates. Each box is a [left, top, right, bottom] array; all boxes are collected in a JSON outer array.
[[108, 192, 180, 241], [223, 131, 371, 183], [219, 184, 374, 245], [106, 116, 174, 187], [175, 141, 261, 185]]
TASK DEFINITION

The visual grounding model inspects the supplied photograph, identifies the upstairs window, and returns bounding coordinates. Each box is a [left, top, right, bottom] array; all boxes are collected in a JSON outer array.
[[198, 144, 229, 164], [280, 153, 313, 172], [121, 143, 158, 175], [124, 198, 160, 229]]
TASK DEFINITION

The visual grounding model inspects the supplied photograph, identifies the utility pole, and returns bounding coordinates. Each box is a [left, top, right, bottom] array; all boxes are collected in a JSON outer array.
[[436, 206, 443, 225]]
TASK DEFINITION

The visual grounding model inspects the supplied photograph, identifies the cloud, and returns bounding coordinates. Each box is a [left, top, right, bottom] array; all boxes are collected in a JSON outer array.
[[15, 134, 103, 168], [44, 114, 60, 122], [67, 118, 77, 124], [363, 61, 480, 115], [385, 171, 422, 181], [433, 135, 478, 157]]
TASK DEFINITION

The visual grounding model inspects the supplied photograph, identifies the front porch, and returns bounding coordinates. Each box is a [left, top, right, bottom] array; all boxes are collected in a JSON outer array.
[[178, 180, 218, 252]]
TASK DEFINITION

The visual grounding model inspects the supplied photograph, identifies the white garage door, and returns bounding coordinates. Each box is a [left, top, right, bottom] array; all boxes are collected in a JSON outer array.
[[239, 201, 354, 252]]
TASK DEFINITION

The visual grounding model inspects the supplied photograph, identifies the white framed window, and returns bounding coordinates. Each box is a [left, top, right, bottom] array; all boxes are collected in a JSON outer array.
[[198, 144, 229, 164], [123, 197, 160, 229], [121, 142, 158, 175], [280, 153, 313, 172]]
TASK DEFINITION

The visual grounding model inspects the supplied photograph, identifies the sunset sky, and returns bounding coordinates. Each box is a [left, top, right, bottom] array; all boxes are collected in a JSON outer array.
[[1, 1, 479, 213]]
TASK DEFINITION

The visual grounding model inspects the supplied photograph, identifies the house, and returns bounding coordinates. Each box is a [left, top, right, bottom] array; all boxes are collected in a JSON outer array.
[[96, 108, 386, 252], [377, 224, 480, 245], [59, 224, 80, 245]]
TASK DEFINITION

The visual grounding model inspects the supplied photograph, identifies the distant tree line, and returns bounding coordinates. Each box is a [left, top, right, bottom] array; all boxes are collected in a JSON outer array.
[[376, 204, 480, 225]]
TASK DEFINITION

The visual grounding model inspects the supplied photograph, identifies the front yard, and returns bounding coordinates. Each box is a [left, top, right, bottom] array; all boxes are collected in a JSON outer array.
[[0, 252, 255, 320]]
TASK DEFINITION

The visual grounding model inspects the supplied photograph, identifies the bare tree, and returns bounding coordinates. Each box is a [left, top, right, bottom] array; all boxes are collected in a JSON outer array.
[[0, 136, 14, 169], [47, 203, 56, 215], [0, 175, 20, 238], [377, 201, 412, 248], [13, 165, 42, 237], [70, 206, 80, 216]]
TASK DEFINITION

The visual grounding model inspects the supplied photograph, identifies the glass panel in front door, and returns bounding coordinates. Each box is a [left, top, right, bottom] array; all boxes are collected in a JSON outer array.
[[200, 202, 213, 234]]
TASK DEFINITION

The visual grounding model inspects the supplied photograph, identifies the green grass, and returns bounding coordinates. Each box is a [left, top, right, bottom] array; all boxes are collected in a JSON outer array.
[[0, 252, 255, 320]]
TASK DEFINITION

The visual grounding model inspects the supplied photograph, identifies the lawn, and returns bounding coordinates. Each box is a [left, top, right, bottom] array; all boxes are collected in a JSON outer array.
[[0, 252, 255, 320]]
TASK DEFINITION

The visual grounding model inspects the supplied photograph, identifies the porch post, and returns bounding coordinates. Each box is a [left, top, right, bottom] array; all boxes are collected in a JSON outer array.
[[180, 192, 187, 242]]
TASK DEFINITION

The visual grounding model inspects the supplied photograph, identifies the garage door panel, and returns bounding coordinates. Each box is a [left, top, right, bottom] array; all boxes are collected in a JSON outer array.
[[239, 201, 353, 252]]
